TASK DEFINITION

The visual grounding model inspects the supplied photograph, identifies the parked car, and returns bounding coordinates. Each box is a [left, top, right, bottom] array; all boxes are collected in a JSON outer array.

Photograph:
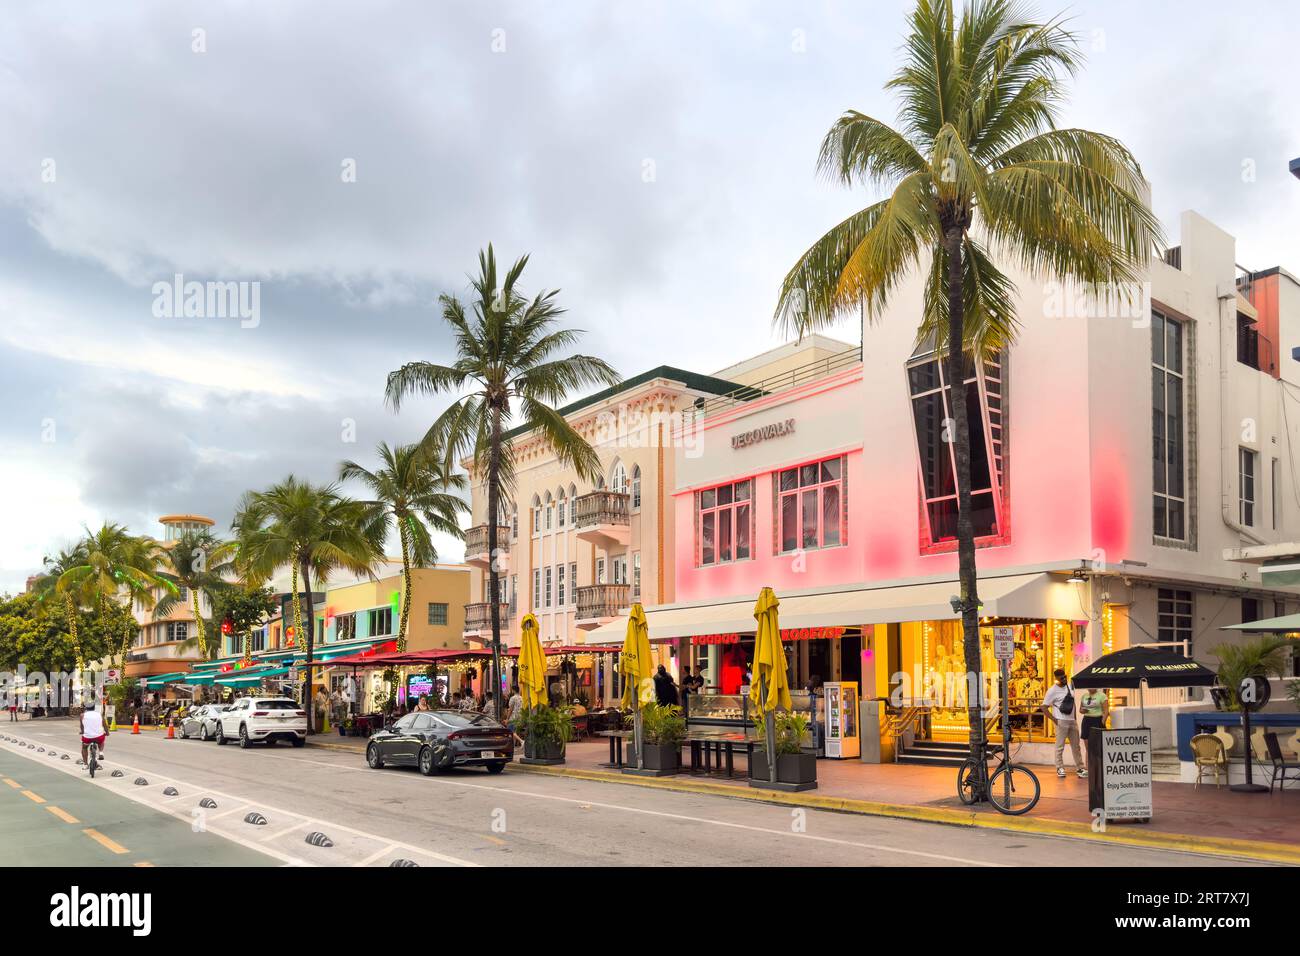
[[179, 704, 228, 741], [366, 710, 513, 775], [215, 697, 307, 748]]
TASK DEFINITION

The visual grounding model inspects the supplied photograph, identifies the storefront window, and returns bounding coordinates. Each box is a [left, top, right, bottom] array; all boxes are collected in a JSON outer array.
[[777, 456, 845, 553], [697, 479, 753, 566]]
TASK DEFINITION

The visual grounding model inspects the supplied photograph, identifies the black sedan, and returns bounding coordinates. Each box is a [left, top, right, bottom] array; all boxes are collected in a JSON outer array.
[[365, 710, 514, 775]]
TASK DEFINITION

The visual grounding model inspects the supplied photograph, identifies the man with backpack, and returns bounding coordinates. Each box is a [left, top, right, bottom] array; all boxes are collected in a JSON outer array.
[[1042, 668, 1087, 779]]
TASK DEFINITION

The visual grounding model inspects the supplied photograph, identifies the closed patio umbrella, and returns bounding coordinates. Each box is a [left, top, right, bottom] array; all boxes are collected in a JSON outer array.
[[518, 614, 548, 711], [620, 603, 653, 771], [750, 587, 790, 785]]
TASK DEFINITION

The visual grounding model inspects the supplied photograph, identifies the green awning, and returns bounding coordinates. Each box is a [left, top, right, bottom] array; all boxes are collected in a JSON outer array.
[[1223, 613, 1300, 632], [178, 672, 217, 686], [214, 667, 291, 688], [140, 671, 190, 687], [317, 637, 387, 661]]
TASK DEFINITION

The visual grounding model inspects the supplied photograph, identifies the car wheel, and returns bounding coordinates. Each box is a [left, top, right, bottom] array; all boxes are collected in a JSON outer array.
[[418, 745, 437, 776], [366, 743, 384, 769], [486, 762, 506, 775], [238, 724, 250, 749], [199, 724, 209, 741], [291, 737, 305, 748], [265, 737, 276, 748], [180, 726, 189, 739], [215, 724, 227, 746]]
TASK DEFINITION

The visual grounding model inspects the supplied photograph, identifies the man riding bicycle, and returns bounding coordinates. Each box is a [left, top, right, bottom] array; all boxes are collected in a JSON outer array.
[[80, 700, 108, 768]]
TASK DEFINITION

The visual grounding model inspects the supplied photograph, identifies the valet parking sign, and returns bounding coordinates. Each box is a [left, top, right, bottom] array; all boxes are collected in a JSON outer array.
[[1099, 727, 1153, 820]]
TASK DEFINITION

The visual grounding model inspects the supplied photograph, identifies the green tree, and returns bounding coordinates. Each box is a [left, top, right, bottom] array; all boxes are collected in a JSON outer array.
[[774, 0, 1159, 791], [233, 477, 384, 732], [340, 441, 468, 652], [385, 246, 619, 713], [153, 529, 238, 658], [207, 585, 279, 663], [29, 544, 91, 668], [0, 592, 122, 676]]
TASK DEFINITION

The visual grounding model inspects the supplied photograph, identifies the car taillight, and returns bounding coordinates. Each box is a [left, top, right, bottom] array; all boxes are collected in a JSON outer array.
[[447, 731, 466, 740], [252, 711, 268, 717], [295, 711, 306, 717]]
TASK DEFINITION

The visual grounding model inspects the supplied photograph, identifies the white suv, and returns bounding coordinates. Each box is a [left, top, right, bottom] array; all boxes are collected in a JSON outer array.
[[215, 697, 307, 748]]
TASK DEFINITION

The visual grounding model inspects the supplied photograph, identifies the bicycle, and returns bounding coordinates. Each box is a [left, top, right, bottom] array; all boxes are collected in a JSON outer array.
[[86, 740, 99, 779], [956, 740, 1040, 815]]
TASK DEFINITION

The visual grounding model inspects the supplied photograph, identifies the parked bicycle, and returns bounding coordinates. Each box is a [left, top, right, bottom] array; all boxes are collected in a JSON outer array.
[[956, 740, 1040, 815]]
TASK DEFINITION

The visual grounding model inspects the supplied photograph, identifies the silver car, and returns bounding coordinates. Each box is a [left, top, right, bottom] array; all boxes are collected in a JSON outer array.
[[180, 704, 227, 741]]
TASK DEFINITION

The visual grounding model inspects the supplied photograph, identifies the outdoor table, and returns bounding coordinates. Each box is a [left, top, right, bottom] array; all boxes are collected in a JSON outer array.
[[596, 730, 631, 768]]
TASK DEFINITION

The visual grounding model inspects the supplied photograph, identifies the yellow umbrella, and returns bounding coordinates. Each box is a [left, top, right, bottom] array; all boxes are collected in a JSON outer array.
[[517, 614, 548, 711], [749, 587, 791, 716], [620, 603, 654, 710]]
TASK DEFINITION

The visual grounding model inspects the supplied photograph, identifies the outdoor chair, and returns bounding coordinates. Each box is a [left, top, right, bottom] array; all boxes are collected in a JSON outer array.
[[571, 714, 589, 741], [1190, 733, 1227, 789], [1263, 732, 1300, 794]]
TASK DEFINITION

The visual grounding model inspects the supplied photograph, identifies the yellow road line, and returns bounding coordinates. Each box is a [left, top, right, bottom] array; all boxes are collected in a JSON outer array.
[[20, 789, 45, 804], [2, 778, 20, 789], [133, 862, 154, 867], [83, 828, 129, 855], [46, 805, 79, 824], [480, 833, 507, 846]]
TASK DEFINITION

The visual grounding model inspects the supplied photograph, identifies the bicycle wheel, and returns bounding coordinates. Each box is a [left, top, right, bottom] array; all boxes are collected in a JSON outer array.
[[88, 746, 97, 779], [988, 763, 1039, 815], [956, 759, 983, 805]]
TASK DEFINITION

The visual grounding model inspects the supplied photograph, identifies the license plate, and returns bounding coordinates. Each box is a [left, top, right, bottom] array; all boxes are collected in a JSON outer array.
[[479, 750, 499, 759]]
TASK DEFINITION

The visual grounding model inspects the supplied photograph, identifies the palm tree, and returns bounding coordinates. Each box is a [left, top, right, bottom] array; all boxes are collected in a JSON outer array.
[[232, 477, 384, 732], [386, 246, 620, 714], [152, 530, 237, 659], [339, 441, 469, 652], [31, 543, 91, 669], [775, 0, 1161, 789]]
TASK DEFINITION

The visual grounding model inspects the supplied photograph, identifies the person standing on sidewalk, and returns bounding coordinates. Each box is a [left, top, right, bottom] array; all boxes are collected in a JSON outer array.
[[1041, 668, 1086, 779], [1079, 686, 1108, 743]]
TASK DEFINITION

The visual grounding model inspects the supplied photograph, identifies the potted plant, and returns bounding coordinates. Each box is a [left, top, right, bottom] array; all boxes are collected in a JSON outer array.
[[1211, 637, 1291, 710], [519, 705, 573, 765], [626, 702, 686, 775], [750, 710, 817, 791]]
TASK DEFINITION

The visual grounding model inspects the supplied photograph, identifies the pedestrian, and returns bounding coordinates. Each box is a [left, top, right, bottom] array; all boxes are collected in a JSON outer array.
[[481, 695, 497, 721], [653, 664, 678, 706], [1079, 686, 1109, 742], [415, 694, 431, 712], [506, 686, 523, 729], [7, 697, 16, 721], [1041, 668, 1086, 779], [451, 692, 462, 711]]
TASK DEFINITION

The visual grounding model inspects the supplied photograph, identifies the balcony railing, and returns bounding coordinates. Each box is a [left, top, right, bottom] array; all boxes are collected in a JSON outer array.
[[464, 524, 511, 557], [575, 584, 630, 623], [463, 602, 510, 633], [574, 491, 630, 529]]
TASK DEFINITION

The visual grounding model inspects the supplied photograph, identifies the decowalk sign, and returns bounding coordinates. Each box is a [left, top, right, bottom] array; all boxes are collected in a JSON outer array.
[[731, 418, 795, 449]]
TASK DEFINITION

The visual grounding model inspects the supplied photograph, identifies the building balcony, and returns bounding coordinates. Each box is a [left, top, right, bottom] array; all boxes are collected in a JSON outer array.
[[574, 491, 631, 547], [463, 602, 511, 638], [575, 584, 630, 630], [464, 524, 511, 571]]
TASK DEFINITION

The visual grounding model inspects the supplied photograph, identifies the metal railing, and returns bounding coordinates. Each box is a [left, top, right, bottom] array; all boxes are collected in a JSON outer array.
[[575, 584, 630, 621], [696, 345, 861, 418], [574, 491, 629, 529]]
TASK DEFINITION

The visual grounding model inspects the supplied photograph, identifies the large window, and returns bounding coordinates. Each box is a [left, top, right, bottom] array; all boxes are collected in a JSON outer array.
[[544, 567, 553, 608], [1240, 448, 1257, 527], [1152, 310, 1186, 541], [1157, 588, 1193, 644], [367, 607, 393, 637], [778, 457, 846, 553], [557, 564, 566, 606], [908, 352, 1005, 546], [335, 612, 356, 642], [696, 478, 753, 565]]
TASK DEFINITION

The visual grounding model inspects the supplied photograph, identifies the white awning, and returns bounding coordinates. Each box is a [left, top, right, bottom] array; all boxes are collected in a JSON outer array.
[[585, 572, 1077, 644]]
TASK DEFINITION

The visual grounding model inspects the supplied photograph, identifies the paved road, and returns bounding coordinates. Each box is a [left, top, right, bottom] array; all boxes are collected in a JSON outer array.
[[0, 719, 1257, 867]]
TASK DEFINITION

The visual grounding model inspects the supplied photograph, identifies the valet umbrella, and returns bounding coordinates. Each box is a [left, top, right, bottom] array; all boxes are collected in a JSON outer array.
[[620, 603, 654, 771], [750, 587, 791, 785], [517, 614, 548, 711], [1071, 645, 1216, 725]]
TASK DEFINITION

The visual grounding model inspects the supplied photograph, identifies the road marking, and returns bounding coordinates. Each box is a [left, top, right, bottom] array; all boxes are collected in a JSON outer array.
[[3, 778, 20, 788], [46, 805, 79, 824], [480, 833, 507, 846], [354, 844, 399, 867], [83, 828, 129, 855], [20, 789, 45, 804]]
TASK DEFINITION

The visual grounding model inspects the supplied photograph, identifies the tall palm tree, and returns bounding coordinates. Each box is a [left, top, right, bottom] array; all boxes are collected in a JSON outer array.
[[340, 441, 469, 652], [386, 246, 620, 714], [775, 0, 1161, 791], [232, 477, 384, 732], [153, 530, 237, 659], [31, 543, 91, 669]]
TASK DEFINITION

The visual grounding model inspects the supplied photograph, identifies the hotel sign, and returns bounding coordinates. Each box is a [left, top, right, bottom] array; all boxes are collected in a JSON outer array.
[[693, 626, 845, 645], [731, 418, 795, 449]]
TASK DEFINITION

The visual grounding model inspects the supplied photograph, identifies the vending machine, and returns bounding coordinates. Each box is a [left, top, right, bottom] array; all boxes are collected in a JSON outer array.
[[823, 681, 860, 758]]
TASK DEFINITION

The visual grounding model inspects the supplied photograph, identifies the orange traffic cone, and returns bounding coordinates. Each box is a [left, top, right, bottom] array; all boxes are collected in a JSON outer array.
[[166, 717, 175, 739], [131, 715, 140, 735]]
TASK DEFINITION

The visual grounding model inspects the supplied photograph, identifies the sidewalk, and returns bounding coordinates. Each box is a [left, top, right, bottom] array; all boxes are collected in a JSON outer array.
[[307, 734, 1300, 863]]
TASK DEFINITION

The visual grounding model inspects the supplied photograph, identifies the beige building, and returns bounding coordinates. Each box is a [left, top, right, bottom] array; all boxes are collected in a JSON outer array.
[[126, 514, 216, 681]]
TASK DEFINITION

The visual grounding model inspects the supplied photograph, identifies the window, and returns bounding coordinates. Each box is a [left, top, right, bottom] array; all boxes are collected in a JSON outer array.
[[545, 502, 554, 531], [596, 557, 606, 584], [427, 603, 448, 626], [1240, 448, 1257, 527], [544, 567, 552, 607], [611, 462, 627, 495], [1242, 597, 1262, 624], [557, 564, 566, 606], [177, 585, 189, 601], [778, 457, 845, 553], [612, 556, 627, 585], [510, 574, 518, 615], [908, 352, 1005, 545], [367, 606, 393, 637], [568, 562, 577, 604], [511, 508, 518, 540], [569, 487, 577, 525], [632, 552, 641, 599], [1237, 312, 1261, 370], [557, 492, 566, 527], [166, 622, 188, 643], [1157, 588, 1193, 644], [533, 569, 541, 611], [532, 503, 541, 535], [696, 479, 753, 565], [632, 466, 642, 509], [335, 612, 356, 642], [252, 628, 266, 652], [1272, 458, 1280, 531], [1152, 311, 1186, 541]]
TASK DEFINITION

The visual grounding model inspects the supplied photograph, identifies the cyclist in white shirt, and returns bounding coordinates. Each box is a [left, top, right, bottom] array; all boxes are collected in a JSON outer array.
[[79, 700, 108, 767]]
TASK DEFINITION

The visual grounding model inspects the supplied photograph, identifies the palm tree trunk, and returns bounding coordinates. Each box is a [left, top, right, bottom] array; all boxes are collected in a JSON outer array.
[[944, 226, 987, 796], [191, 590, 208, 658], [398, 518, 412, 654], [301, 557, 317, 735], [291, 565, 303, 654], [64, 594, 83, 671], [487, 407, 505, 717]]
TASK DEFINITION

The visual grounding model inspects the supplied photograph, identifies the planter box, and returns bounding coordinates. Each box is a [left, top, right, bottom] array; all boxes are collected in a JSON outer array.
[[624, 743, 680, 777], [749, 751, 818, 792], [521, 738, 566, 766]]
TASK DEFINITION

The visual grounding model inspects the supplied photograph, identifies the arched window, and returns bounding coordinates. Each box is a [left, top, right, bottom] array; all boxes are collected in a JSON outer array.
[[568, 483, 577, 524], [557, 487, 567, 527], [544, 491, 554, 532], [531, 495, 542, 535], [611, 461, 627, 495], [510, 505, 518, 540], [631, 465, 642, 509]]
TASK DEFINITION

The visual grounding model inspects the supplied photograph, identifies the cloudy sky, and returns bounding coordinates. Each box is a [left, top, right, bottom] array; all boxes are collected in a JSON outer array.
[[2, 0, 1297, 594]]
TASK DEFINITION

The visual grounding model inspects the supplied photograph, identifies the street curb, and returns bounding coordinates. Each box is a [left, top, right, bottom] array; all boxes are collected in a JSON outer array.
[[509, 762, 1300, 865]]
